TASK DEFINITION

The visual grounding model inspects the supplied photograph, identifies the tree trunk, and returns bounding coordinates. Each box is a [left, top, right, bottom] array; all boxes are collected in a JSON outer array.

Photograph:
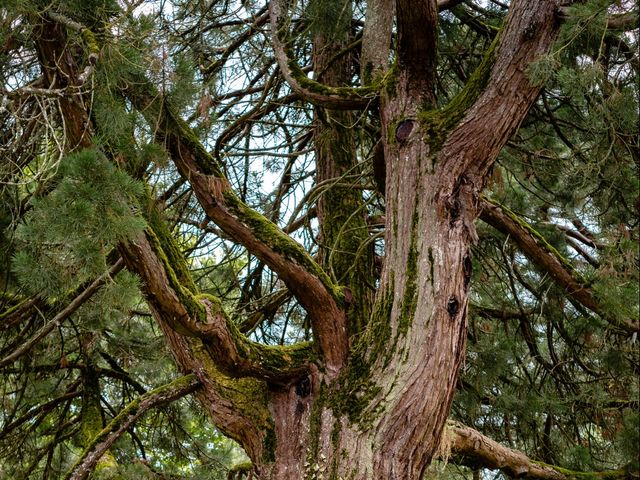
[[29, 0, 568, 478], [254, 1, 566, 478]]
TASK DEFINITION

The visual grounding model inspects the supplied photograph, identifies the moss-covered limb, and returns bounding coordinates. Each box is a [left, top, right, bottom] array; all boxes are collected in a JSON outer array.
[[447, 421, 635, 480], [122, 68, 349, 370], [418, 32, 499, 151], [121, 229, 316, 382], [268, 0, 379, 110], [186, 341, 275, 466], [122, 76, 343, 303], [77, 358, 120, 478], [64, 374, 200, 480], [143, 197, 198, 293], [312, 50, 377, 336], [479, 197, 639, 332], [481, 196, 579, 274], [227, 461, 254, 479], [46, 11, 99, 55], [131, 198, 316, 381], [46, 11, 100, 82], [0, 296, 38, 326], [434, 0, 568, 197], [450, 4, 500, 40]]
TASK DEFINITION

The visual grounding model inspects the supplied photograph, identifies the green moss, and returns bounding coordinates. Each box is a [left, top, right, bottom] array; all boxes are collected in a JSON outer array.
[[328, 419, 343, 480], [121, 71, 223, 177], [418, 33, 499, 151], [287, 56, 378, 100], [262, 419, 277, 463], [398, 208, 420, 335], [362, 62, 374, 85], [223, 191, 344, 304], [145, 200, 197, 292], [144, 205, 313, 376], [143, 224, 207, 326], [532, 460, 631, 479], [0, 297, 27, 320], [190, 343, 275, 452], [322, 285, 393, 426], [242, 338, 315, 374], [384, 61, 400, 98], [66, 374, 198, 479], [228, 461, 254, 475], [125, 74, 344, 314], [306, 386, 325, 464], [80, 28, 100, 56]]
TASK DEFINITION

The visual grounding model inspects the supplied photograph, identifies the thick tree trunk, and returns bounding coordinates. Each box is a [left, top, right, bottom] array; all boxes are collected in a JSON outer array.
[[32, 1, 569, 478], [257, 1, 566, 478]]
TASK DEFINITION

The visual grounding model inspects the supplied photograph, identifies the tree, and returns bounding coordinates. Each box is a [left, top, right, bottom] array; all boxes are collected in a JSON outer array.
[[0, 0, 638, 479]]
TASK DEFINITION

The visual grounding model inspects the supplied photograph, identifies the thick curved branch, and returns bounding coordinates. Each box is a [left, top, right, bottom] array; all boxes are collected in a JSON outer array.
[[436, 0, 568, 229], [123, 81, 349, 373], [268, 0, 378, 110], [447, 422, 634, 480], [65, 375, 200, 480], [120, 230, 312, 383], [33, 12, 321, 381], [479, 198, 639, 332]]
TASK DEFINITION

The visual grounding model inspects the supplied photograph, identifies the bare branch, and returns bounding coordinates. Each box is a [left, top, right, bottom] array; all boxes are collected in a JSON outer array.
[[0, 260, 124, 369]]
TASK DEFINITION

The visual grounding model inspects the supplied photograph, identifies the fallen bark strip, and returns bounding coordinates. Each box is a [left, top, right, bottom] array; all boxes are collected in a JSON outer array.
[[64, 374, 201, 480]]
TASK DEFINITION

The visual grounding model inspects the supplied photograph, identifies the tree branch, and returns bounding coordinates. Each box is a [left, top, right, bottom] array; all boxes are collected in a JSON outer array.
[[122, 80, 349, 373], [268, 0, 378, 110], [0, 260, 124, 368], [64, 375, 200, 480], [120, 228, 312, 383], [435, 0, 568, 238], [447, 421, 634, 480], [479, 197, 639, 332], [396, 0, 438, 102]]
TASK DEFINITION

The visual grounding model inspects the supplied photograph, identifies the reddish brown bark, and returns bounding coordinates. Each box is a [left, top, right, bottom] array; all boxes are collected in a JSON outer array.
[[33, 18, 93, 150], [29, 2, 611, 479]]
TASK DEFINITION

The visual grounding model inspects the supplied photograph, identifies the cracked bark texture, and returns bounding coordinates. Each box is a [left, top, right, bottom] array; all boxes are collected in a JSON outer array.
[[24, 1, 624, 479]]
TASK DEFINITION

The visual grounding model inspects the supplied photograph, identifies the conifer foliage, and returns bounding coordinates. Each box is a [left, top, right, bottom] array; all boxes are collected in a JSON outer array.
[[0, 0, 638, 479]]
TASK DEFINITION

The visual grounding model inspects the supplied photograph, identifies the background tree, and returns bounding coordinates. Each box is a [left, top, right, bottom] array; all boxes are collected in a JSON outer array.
[[0, 0, 638, 479]]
